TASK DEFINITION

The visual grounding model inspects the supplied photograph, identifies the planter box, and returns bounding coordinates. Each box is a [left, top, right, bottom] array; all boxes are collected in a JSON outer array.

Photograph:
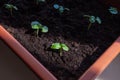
[[1, 25, 120, 80], [79, 37, 120, 80], [0, 0, 120, 80], [0, 25, 57, 80]]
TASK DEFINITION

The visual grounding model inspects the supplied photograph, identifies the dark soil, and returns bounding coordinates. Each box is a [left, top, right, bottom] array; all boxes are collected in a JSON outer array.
[[0, 0, 120, 80]]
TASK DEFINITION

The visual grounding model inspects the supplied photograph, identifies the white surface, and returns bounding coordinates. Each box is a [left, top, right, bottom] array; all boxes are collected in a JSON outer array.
[[95, 54, 120, 80], [0, 39, 40, 80]]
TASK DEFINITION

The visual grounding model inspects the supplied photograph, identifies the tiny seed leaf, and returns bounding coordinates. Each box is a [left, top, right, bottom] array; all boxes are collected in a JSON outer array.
[[61, 44, 69, 51], [59, 6, 64, 13], [96, 17, 102, 24], [31, 21, 42, 29], [109, 7, 118, 14], [13, 6, 18, 10], [53, 4, 59, 9], [41, 26, 48, 33], [38, 0, 45, 2], [89, 16, 96, 23], [51, 43, 61, 49]]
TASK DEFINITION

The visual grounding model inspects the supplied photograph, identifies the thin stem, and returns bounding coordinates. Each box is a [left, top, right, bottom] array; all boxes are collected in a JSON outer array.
[[36, 29, 39, 37], [10, 8, 12, 15], [59, 48, 62, 56], [88, 22, 92, 30]]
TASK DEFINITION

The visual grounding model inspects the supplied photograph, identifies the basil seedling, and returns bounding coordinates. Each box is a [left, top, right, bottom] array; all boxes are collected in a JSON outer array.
[[4, 4, 18, 15], [84, 15, 101, 30], [36, 0, 45, 5], [108, 7, 118, 15], [53, 4, 70, 14], [51, 43, 69, 56], [31, 21, 48, 36]]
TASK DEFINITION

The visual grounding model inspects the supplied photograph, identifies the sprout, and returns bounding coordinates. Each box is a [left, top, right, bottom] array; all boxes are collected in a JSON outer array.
[[51, 43, 69, 56], [4, 4, 18, 15], [31, 21, 48, 36], [108, 7, 118, 15], [53, 4, 70, 14], [53, 4, 59, 9], [36, 0, 45, 5], [84, 15, 101, 30]]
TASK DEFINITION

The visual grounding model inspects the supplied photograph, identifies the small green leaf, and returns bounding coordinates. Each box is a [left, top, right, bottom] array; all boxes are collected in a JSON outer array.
[[51, 43, 61, 49], [41, 26, 48, 33], [53, 4, 69, 14], [89, 16, 96, 23], [59, 6, 64, 13], [38, 0, 45, 2], [61, 44, 69, 51], [13, 6, 18, 10], [64, 8, 70, 11], [31, 21, 42, 29], [5, 4, 11, 8], [108, 7, 118, 14], [53, 4, 60, 9], [31, 21, 40, 26], [5, 4, 18, 10], [32, 25, 40, 29], [96, 17, 102, 24]]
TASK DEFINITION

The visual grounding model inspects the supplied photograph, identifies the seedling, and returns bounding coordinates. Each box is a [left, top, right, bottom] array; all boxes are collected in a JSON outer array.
[[4, 4, 18, 15], [51, 43, 69, 56], [108, 7, 118, 15], [84, 15, 101, 30], [35, 0, 45, 5], [53, 4, 70, 14], [31, 21, 48, 36]]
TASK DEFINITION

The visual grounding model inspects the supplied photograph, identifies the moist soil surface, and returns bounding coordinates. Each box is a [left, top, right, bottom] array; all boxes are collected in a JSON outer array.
[[0, 0, 120, 80]]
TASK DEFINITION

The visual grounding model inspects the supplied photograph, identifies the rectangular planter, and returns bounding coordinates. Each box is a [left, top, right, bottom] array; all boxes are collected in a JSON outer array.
[[0, 1, 120, 80], [0, 25, 57, 80], [1, 24, 120, 80]]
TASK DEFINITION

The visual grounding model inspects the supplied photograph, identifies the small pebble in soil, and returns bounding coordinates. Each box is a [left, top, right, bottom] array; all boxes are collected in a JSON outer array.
[[7, 28, 14, 33], [71, 42, 79, 47]]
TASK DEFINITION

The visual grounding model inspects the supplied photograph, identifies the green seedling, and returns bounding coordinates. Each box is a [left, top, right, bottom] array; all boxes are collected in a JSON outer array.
[[84, 15, 101, 30], [4, 4, 18, 15], [53, 4, 70, 14], [36, 0, 45, 5], [108, 7, 118, 15], [51, 43, 69, 56], [31, 21, 48, 36]]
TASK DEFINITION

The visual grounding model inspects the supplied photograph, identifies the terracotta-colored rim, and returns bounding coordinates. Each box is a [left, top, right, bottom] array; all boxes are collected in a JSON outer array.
[[0, 25, 57, 80], [79, 37, 120, 80]]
